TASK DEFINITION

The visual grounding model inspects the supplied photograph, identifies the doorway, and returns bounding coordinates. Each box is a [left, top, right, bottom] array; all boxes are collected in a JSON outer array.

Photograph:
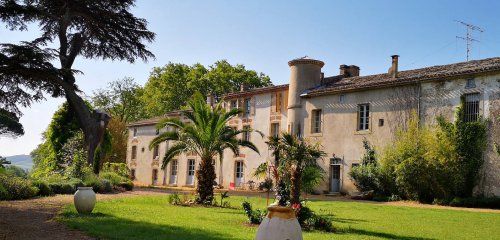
[[235, 161, 244, 187], [330, 159, 341, 193], [186, 159, 195, 185]]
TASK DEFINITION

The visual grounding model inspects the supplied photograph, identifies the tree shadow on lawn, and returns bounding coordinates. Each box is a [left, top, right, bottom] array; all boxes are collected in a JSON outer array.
[[61, 212, 237, 240], [337, 228, 436, 240]]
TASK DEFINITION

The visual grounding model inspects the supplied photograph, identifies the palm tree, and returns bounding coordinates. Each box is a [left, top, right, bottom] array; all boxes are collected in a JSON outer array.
[[274, 133, 326, 205], [149, 93, 259, 204]]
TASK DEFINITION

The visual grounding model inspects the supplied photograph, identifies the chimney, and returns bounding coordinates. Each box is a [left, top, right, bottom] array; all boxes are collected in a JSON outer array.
[[388, 55, 399, 78], [339, 65, 360, 77]]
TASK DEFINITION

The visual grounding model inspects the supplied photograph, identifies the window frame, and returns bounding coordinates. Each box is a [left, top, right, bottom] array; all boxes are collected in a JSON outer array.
[[270, 122, 280, 137], [357, 104, 370, 131], [131, 146, 137, 160], [311, 109, 322, 134], [242, 125, 251, 142], [244, 98, 251, 117], [187, 159, 196, 176], [170, 160, 178, 176], [462, 93, 480, 122]]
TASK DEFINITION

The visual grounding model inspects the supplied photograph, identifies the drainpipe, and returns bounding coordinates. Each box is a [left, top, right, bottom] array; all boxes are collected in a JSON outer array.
[[417, 82, 422, 125]]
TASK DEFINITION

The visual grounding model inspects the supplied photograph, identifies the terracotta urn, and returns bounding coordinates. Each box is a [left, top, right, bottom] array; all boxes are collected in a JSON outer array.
[[255, 205, 302, 240], [74, 187, 96, 214]]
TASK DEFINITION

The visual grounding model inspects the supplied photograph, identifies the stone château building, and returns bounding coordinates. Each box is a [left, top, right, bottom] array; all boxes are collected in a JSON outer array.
[[127, 56, 500, 196]]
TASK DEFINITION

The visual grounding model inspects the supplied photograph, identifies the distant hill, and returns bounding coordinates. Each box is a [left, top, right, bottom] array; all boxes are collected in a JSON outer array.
[[5, 154, 33, 170]]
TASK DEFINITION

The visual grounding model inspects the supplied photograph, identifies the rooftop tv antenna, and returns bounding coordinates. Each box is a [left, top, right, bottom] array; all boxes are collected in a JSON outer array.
[[455, 20, 484, 61]]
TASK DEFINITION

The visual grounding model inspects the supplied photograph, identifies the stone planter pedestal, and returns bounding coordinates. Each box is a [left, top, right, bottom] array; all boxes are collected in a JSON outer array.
[[255, 206, 302, 240], [74, 187, 96, 214]]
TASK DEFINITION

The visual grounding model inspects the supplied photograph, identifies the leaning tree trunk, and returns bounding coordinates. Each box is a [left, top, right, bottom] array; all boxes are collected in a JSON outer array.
[[196, 156, 217, 204], [290, 168, 302, 205], [59, 78, 109, 173]]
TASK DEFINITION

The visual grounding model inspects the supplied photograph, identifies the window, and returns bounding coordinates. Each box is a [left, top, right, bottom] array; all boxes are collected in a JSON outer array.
[[152, 169, 158, 184], [311, 109, 322, 133], [466, 79, 476, 89], [244, 98, 251, 117], [276, 92, 283, 112], [358, 104, 370, 131], [130, 169, 136, 180], [235, 161, 244, 187], [463, 93, 480, 122], [378, 119, 384, 127], [242, 125, 251, 141], [270, 123, 280, 137], [153, 145, 159, 159], [131, 146, 137, 160], [133, 128, 138, 137], [170, 160, 178, 176], [230, 100, 238, 110], [339, 94, 346, 103], [187, 159, 195, 176]]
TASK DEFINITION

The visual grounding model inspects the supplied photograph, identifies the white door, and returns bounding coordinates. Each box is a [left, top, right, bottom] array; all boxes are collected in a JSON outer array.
[[330, 165, 340, 192], [169, 160, 178, 184], [186, 159, 195, 185], [235, 161, 244, 187]]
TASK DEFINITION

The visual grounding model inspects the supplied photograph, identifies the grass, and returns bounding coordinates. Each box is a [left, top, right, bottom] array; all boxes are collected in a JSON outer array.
[[59, 194, 500, 240]]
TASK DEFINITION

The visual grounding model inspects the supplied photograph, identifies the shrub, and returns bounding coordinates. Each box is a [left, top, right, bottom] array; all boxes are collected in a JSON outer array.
[[0, 174, 38, 200], [258, 178, 273, 191], [349, 163, 382, 193], [100, 171, 127, 186], [242, 201, 266, 224], [306, 214, 335, 232], [32, 180, 53, 196], [101, 179, 113, 193], [296, 205, 314, 227], [168, 193, 182, 205], [102, 162, 130, 178], [4, 165, 28, 178], [48, 178, 83, 194], [448, 197, 500, 209], [83, 174, 104, 193], [118, 180, 134, 191]]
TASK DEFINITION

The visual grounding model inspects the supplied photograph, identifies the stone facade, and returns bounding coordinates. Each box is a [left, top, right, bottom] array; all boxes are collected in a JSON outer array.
[[127, 56, 500, 196]]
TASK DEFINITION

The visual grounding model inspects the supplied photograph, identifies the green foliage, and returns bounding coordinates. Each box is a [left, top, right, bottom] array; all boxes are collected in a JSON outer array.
[[0, 156, 10, 168], [102, 162, 130, 178], [378, 107, 488, 203], [305, 214, 335, 232], [296, 205, 315, 226], [118, 180, 134, 191], [32, 180, 53, 196], [219, 191, 230, 208], [31, 102, 87, 177], [349, 163, 383, 193], [92, 77, 147, 123], [447, 197, 500, 209], [258, 178, 274, 192], [266, 133, 326, 205], [4, 165, 28, 178], [301, 165, 325, 194], [0, 174, 38, 200], [0, 108, 24, 136], [100, 171, 127, 186], [142, 61, 271, 117], [241, 201, 266, 224], [149, 92, 259, 204], [168, 193, 182, 205], [360, 139, 376, 165]]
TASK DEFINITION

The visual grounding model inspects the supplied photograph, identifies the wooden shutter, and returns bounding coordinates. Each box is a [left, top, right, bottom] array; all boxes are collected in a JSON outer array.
[[251, 97, 256, 115], [270, 94, 276, 113]]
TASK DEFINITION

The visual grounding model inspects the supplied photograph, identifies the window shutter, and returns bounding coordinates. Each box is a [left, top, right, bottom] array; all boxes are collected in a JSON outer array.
[[238, 98, 244, 117], [251, 97, 256, 115], [270, 94, 276, 113]]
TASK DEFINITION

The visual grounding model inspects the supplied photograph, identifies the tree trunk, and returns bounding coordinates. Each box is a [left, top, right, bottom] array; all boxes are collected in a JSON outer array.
[[196, 156, 216, 204], [290, 168, 302, 205], [59, 79, 109, 173]]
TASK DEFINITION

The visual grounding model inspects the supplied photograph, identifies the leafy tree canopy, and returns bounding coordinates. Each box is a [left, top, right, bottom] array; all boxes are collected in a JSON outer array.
[[142, 60, 272, 117], [92, 77, 147, 123]]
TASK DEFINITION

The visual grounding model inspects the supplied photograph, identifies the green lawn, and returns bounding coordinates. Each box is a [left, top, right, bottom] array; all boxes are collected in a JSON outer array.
[[60, 194, 500, 240]]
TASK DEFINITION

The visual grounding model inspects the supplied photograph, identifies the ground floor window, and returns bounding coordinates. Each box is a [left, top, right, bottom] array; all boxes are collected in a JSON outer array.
[[235, 161, 244, 187], [169, 160, 178, 184], [130, 169, 136, 180], [187, 159, 195, 185], [463, 93, 480, 122], [152, 169, 158, 185]]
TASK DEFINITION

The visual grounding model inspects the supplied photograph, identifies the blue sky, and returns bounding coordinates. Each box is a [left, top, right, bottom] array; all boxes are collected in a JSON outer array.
[[1, 0, 499, 156]]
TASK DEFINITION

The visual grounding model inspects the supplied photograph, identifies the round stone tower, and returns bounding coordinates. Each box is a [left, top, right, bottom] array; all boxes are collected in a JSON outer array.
[[286, 57, 324, 136]]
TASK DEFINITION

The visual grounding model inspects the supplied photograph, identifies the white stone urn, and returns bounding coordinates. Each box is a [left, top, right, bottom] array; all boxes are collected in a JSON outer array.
[[255, 205, 302, 240], [74, 187, 96, 214]]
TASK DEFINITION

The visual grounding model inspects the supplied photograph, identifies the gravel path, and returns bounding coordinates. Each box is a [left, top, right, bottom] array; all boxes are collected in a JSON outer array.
[[0, 190, 163, 240]]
